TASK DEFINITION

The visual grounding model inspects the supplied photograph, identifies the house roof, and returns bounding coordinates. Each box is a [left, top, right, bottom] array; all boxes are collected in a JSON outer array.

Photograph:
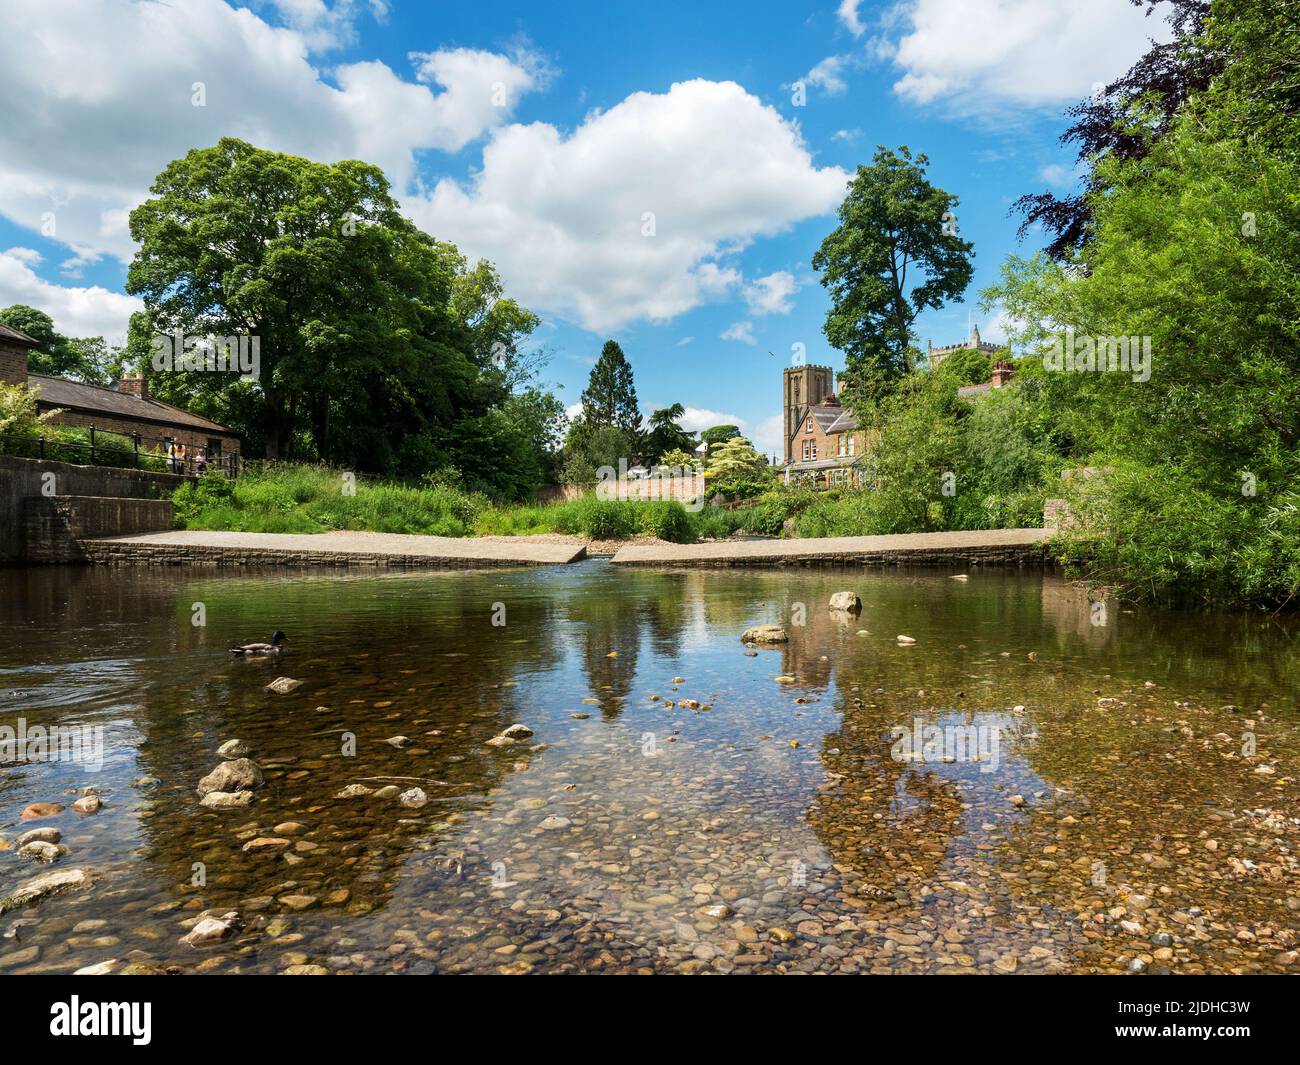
[[825, 409, 859, 434], [28, 374, 237, 436], [0, 323, 39, 348], [807, 404, 846, 433]]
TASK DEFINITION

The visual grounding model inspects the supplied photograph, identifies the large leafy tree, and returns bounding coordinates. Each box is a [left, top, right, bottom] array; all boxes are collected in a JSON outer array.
[[126, 138, 537, 473], [578, 339, 640, 437], [812, 146, 974, 407], [704, 436, 770, 485]]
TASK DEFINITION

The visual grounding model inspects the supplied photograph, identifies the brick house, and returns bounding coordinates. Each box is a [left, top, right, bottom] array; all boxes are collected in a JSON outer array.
[[781, 364, 872, 487], [0, 322, 240, 470]]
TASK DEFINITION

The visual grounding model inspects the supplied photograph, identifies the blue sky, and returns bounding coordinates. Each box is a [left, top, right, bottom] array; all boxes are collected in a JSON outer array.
[[0, 0, 1171, 455]]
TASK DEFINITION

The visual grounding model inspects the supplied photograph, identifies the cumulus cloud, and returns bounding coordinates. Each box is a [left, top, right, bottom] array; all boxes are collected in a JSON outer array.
[[409, 79, 848, 332], [0, 248, 142, 342], [721, 321, 756, 345], [887, 0, 1169, 111], [744, 271, 798, 316], [0, 0, 544, 263], [679, 407, 744, 433], [751, 411, 786, 458]]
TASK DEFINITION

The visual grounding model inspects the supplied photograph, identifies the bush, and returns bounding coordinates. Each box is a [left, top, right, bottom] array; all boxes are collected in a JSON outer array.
[[639, 500, 696, 543]]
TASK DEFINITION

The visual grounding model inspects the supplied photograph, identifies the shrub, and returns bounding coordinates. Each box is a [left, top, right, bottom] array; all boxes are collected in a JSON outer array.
[[639, 500, 696, 543]]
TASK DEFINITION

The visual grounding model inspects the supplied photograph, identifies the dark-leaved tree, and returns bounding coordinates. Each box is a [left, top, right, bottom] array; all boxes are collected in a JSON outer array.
[[1012, 0, 1220, 260]]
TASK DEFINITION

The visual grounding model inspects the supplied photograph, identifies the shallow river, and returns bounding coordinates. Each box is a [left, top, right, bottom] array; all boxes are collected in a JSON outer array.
[[1, 561, 1297, 974]]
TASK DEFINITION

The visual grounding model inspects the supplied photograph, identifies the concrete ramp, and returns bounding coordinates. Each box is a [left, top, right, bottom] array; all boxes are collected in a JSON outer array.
[[611, 528, 1052, 567], [79, 529, 588, 568]]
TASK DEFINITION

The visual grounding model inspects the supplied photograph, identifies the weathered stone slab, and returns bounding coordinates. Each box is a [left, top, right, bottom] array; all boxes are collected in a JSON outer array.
[[77, 529, 588, 567], [612, 528, 1053, 568]]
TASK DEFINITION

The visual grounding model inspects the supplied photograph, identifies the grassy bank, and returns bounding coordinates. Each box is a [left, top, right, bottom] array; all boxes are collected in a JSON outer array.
[[172, 465, 744, 543], [172, 464, 1038, 547]]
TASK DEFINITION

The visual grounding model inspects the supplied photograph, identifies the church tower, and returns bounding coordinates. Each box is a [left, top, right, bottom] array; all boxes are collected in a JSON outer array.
[[782, 364, 834, 464]]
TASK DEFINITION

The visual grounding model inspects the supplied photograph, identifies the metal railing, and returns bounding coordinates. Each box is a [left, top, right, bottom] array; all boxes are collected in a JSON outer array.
[[0, 426, 241, 478]]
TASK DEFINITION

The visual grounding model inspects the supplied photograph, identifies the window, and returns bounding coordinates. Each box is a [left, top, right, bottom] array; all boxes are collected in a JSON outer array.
[[805, 416, 813, 433], [802, 440, 811, 461], [837, 435, 846, 456], [810, 442, 817, 460], [848, 434, 856, 456]]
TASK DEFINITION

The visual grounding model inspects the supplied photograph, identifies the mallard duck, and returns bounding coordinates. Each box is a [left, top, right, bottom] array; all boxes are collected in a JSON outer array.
[[229, 631, 288, 655]]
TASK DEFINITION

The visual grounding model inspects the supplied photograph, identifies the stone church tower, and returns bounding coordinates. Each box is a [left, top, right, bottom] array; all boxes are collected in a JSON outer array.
[[782, 364, 834, 464]]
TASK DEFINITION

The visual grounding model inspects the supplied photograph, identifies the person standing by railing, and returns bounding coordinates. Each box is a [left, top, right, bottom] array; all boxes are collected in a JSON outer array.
[[175, 441, 188, 476]]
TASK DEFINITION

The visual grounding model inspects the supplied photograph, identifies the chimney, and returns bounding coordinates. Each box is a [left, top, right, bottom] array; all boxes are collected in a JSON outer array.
[[992, 359, 1015, 387], [117, 372, 148, 400]]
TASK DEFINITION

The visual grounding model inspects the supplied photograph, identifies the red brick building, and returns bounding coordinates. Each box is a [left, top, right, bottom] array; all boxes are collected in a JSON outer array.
[[781, 364, 872, 487], [0, 322, 240, 471]]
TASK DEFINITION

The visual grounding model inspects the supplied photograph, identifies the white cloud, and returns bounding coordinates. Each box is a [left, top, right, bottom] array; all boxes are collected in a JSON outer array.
[[751, 411, 785, 458], [409, 79, 848, 332], [260, 0, 369, 51], [0, 248, 142, 343], [887, 0, 1169, 112], [644, 405, 782, 458], [744, 271, 798, 316], [0, 0, 544, 264], [721, 321, 756, 345], [1038, 162, 1078, 189], [832, 128, 861, 143], [676, 336, 694, 346], [804, 55, 851, 96], [837, 0, 866, 38]]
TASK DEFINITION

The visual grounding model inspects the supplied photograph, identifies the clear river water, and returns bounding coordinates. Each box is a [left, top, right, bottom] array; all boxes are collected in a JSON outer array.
[[1, 560, 1296, 974]]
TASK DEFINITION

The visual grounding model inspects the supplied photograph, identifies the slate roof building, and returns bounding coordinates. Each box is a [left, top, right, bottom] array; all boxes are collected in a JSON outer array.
[[0, 322, 240, 471]]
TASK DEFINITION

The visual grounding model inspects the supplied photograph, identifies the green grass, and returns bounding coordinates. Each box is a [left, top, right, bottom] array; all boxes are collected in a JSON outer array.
[[172, 465, 721, 543]]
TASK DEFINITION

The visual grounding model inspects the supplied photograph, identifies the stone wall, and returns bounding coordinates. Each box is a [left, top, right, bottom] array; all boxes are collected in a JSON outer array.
[[24, 497, 175, 563], [0, 454, 184, 561]]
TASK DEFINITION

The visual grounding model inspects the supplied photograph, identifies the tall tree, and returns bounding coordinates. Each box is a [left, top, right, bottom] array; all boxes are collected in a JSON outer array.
[[579, 339, 640, 437], [126, 138, 536, 469], [812, 146, 974, 407]]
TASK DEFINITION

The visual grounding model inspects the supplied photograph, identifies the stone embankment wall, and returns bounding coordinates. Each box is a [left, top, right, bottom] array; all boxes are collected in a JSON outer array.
[[24, 497, 175, 562], [0, 454, 182, 561]]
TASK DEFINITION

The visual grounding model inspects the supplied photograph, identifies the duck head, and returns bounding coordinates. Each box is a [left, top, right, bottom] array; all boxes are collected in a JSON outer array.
[[271, 631, 288, 647]]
